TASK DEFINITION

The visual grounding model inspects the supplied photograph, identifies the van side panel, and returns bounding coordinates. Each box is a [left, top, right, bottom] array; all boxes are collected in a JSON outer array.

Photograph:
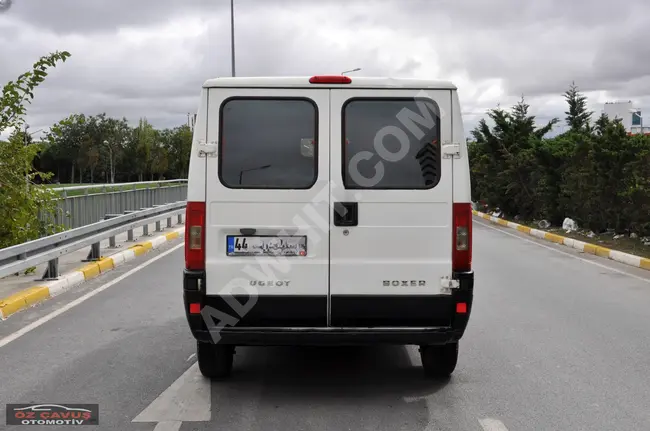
[[451, 90, 471, 203], [187, 88, 209, 203]]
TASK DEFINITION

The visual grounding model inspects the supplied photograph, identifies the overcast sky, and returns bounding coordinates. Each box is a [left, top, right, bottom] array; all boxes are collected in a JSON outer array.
[[1, 0, 648, 139]]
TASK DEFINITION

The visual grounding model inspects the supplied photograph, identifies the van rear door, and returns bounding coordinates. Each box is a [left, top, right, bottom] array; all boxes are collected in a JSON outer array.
[[203, 88, 330, 327], [328, 88, 454, 327]]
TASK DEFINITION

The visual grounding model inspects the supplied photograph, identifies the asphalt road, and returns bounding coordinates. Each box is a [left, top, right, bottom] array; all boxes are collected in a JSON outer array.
[[1, 220, 650, 430]]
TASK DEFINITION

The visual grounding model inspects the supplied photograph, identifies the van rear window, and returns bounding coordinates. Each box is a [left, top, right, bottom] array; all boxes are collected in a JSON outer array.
[[219, 98, 318, 189], [342, 98, 441, 189]]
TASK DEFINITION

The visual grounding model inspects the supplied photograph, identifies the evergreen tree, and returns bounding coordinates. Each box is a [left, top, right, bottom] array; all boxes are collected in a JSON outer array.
[[564, 81, 592, 132]]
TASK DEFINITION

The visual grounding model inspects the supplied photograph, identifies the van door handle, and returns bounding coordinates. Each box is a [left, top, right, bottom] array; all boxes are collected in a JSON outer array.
[[333, 202, 358, 227]]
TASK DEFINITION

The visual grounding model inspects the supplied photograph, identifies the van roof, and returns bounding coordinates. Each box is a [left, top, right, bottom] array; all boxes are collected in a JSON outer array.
[[202, 76, 457, 90]]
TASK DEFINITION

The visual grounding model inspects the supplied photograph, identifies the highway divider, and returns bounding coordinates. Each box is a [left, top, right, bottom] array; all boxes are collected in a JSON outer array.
[[0, 227, 185, 320], [473, 210, 650, 272]]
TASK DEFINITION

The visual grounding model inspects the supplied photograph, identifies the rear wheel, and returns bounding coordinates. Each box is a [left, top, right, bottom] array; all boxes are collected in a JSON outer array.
[[419, 342, 458, 378], [197, 341, 234, 379]]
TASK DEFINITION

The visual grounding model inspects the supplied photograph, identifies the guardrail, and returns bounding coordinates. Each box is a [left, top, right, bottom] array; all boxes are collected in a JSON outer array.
[[47, 180, 188, 230], [1, 201, 187, 280], [50, 179, 188, 193]]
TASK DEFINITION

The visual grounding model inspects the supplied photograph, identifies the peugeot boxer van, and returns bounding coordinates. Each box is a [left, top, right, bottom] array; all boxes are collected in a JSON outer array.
[[182, 75, 474, 379]]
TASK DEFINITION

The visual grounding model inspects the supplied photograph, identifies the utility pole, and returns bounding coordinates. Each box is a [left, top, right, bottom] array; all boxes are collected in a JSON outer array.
[[24, 124, 29, 191], [230, 0, 236, 77]]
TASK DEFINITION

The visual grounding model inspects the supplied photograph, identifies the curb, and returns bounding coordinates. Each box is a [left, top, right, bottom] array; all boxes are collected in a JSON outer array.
[[473, 210, 650, 272], [0, 227, 185, 320]]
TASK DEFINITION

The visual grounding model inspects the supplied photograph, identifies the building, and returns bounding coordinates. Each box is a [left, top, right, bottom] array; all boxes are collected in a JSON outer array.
[[602, 101, 649, 135]]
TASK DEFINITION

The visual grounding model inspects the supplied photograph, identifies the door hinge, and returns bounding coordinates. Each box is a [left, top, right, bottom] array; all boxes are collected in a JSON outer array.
[[198, 141, 217, 158], [442, 142, 461, 159], [440, 276, 460, 293]]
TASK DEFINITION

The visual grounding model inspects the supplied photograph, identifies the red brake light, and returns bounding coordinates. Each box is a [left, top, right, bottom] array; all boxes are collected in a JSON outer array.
[[452, 202, 472, 272], [456, 302, 467, 314], [185, 201, 206, 270], [309, 75, 352, 84], [189, 303, 201, 314]]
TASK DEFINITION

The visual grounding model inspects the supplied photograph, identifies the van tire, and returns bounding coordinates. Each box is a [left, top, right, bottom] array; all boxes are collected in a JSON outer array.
[[419, 342, 458, 378], [197, 342, 234, 379]]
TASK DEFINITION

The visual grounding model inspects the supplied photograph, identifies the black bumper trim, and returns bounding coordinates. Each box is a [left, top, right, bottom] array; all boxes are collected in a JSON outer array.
[[192, 327, 464, 346]]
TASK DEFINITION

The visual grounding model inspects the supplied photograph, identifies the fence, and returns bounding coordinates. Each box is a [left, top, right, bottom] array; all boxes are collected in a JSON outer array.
[[1, 201, 187, 280], [47, 181, 188, 230]]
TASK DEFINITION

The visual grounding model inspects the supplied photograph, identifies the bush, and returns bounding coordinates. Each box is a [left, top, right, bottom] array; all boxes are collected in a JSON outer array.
[[469, 85, 650, 236]]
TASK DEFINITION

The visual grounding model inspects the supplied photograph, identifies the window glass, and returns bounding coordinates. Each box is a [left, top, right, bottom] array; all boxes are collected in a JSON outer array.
[[219, 98, 317, 188], [343, 98, 441, 189]]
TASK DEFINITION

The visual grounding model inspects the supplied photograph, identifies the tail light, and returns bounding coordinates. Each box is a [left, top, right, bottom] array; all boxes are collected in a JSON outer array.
[[452, 202, 472, 272], [185, 201, 206, 270]]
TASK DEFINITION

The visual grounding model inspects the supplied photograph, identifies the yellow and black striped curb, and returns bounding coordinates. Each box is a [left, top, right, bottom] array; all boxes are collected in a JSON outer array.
[[473, 210, 650, 272], [0, 227, 185, 320]]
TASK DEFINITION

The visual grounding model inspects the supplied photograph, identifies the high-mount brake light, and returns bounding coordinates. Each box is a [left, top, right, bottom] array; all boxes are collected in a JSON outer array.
[[185, 201, 206, 270], [452, 202, 472, 272], [309, 75, 352, 84]]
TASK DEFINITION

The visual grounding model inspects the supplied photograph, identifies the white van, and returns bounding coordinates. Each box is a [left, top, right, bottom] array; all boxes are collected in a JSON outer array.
[[182, 75, 474, 379]]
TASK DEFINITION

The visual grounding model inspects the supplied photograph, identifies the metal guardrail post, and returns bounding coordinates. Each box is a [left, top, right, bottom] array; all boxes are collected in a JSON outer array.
[[140, 208, 151, 236], [84, 242, 101, 262], [42, 257, 59, 280], [124, 210, 137, 241], [153, 205, 164, 232], [104, 214, 122, 248]]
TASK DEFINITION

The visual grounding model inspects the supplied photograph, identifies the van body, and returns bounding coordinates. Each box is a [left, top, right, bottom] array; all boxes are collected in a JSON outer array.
[[183, 76, 474, 378]]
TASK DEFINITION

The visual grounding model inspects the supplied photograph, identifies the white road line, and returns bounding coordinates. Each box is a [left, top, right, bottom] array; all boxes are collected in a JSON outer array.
[[479, 418, 509, 431], [475, 220, 650, 284], [0, 243, 184, 349], [153, 421, 182, 431], [186, 353, 197, 362], [132, 363, 211, 423]]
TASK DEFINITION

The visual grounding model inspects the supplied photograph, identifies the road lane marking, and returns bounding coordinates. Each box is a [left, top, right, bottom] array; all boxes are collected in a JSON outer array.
[[475, 220, 650, 284], [186, 353, 197, 362], [153, 421, 182, 431], [132, 363, 211, 423], [479, 418, 509, 431], [0, 243, 184, 349]]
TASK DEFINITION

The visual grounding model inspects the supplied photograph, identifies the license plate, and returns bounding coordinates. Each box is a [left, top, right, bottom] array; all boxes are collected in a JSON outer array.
[[226, 235, 307, 256]]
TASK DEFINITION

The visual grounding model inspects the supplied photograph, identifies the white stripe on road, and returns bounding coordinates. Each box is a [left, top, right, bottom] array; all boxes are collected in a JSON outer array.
[[132, 363, 211, 423], [0, 243, 184, 349], [475, 220, 650, 284], [479, 418, 509, 431], [153, 421, 182, 431]]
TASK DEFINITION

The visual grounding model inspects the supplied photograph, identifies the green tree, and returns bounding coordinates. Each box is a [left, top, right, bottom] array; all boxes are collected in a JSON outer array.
[[564, 82, 592, 133], [134, 117, 156, 181], [45, 113, 87, 183], [470, 97, 558, 218], [0, 51, 70, 248]]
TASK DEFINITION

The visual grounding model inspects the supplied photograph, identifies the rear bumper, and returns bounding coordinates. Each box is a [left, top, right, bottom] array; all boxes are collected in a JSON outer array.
[[191, 327, 464, 346], [183, 270, 474, 346]]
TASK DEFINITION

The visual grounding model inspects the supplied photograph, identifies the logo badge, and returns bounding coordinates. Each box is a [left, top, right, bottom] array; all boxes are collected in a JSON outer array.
[[6, 404, 99, 426]]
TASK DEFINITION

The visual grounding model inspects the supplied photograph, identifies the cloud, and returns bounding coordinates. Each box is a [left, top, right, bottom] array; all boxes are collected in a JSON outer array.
[[1, 0, 648, 140]]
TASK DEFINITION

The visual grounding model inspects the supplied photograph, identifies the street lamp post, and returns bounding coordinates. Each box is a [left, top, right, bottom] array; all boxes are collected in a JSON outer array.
[[24, 124, 29, 191], [103, 140, 114, 183], [230, 0, 236, 77]]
